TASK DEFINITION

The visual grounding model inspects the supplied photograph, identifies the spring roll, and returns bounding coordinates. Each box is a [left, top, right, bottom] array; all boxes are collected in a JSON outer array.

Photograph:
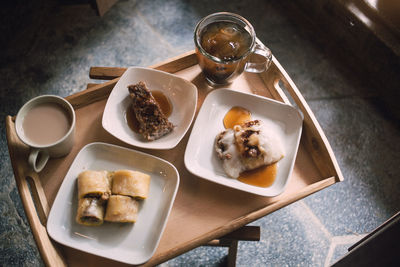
[[78, 170, 111, 200], [104, 195, 139, 223], [111, 170, 150, 199], [76, 198, 105, 226]]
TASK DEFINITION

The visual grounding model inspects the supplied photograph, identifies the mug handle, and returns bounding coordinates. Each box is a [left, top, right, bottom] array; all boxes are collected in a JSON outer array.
[[245, 38, 272, 73], [28, 148, 49, 173]]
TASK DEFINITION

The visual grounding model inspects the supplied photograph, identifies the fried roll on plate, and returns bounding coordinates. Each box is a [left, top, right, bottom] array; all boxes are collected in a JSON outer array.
[[111, 170, 151, 199], [78, 170, 111, 200], [76, 198, 105, 226], [104, 195, 139, 223]]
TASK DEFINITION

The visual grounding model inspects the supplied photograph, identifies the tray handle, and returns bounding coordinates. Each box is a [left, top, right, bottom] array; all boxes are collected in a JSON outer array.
[[6, 116, 67, 267], [25, 173, 50, 226], [260, 57, 344, 182]]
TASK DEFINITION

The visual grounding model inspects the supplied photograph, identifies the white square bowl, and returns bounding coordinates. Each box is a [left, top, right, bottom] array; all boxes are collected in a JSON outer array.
[[102, 67, 198, 150], [184, 89, 303, 197], [47, 142, 179, 265]]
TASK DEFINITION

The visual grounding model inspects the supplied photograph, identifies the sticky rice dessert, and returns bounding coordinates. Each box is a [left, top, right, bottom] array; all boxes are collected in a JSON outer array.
[[215, 120, 284, 178], [215, 128, 245, 178]]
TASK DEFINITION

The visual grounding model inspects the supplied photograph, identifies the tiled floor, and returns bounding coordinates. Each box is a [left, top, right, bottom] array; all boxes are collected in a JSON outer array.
[[1, 0, 399, 266]]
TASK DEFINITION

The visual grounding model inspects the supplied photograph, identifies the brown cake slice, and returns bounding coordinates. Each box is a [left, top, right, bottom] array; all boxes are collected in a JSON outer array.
[[128, 81, 174, 141]]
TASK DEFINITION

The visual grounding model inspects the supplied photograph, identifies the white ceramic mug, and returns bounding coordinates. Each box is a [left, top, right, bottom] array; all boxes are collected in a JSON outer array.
[[15, 95, 76, 172]]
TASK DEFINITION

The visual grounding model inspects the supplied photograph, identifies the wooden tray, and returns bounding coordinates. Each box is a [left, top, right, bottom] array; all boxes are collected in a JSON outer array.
[[6, 50, 343, 266]]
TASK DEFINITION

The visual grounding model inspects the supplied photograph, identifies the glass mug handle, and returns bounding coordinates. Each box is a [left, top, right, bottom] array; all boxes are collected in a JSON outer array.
[[245, 39, 272, 73], [28, 148, 50, 172]]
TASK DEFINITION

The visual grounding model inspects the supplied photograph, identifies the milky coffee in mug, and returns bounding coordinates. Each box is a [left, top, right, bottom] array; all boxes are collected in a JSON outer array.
[[194, 12, 272, 85], [23, 102, 71, 145], [15, 95, 76, 172]]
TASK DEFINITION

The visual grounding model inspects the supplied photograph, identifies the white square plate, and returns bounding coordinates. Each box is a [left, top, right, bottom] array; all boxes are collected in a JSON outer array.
[[47, 142, 179, 265], [102, 67, 198, 150], [184, 89, 303, 197]]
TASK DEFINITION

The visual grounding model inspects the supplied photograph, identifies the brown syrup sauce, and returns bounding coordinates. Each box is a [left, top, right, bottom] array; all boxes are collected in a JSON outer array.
[[238, 163, 277, 187], [223, 106, 277, 188], [223, 106, 251, 129], [126, 90, 172, 133]]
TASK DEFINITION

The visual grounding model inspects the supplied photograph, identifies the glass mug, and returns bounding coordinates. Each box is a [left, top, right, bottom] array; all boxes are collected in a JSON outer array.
[[194, 12, 272, 85]]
